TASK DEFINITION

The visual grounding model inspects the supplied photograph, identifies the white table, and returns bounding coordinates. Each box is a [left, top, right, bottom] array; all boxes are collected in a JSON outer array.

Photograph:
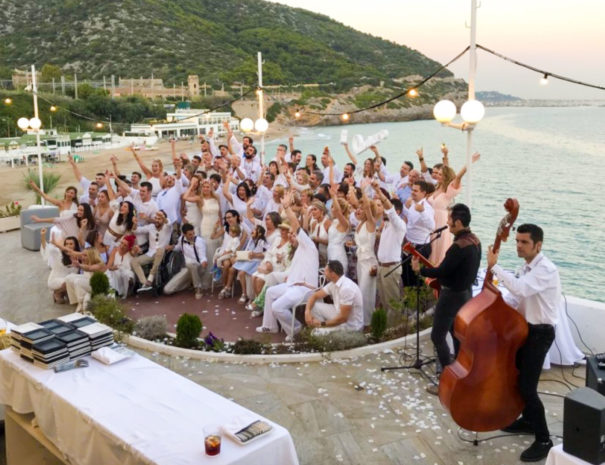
[[0, 349, 299, 465], [545, 444, 595, 465]]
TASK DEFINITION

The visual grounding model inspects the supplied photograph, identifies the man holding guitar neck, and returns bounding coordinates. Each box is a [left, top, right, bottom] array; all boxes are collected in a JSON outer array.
[[411, 204, 481, 393], [487, 224, 558, 462]]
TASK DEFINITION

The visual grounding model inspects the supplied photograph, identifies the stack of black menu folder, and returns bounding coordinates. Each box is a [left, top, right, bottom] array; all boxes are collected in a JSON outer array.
[[9, 313, 114, 369]]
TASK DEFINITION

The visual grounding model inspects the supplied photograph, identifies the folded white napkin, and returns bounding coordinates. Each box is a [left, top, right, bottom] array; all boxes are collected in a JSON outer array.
[[222, 414, 272, 445], [91, 347, 132, 365]]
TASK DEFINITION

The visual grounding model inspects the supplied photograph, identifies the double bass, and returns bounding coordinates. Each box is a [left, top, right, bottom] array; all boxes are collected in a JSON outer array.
[[438, 198, 528, 432]]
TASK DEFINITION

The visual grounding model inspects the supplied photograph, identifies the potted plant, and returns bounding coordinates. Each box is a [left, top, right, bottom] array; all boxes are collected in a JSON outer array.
[[0, 201, 22, 232]]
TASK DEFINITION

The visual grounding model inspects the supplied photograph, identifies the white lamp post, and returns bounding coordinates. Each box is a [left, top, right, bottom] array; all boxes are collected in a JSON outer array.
[[18, 65, 45, 204], [432, 0, 483, 206]]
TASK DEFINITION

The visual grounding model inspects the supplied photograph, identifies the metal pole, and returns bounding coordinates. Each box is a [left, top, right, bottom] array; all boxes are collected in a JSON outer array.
[[257, 51, 265, 165], [74, 73, 78, 99], [32, 64, 45, 205], [465, 0, 478, 207]]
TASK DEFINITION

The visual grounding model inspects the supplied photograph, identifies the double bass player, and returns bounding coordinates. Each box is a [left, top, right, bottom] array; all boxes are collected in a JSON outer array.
[[487, 223, 558, 462], [411, 203, 481, 394]]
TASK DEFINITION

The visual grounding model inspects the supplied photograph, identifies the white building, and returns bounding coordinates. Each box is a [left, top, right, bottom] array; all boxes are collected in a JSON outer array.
[[128, 109, 239, 139]]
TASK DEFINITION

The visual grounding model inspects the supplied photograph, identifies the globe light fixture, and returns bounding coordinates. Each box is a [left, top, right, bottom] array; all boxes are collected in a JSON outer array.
[[96, 122, 104, 129], [29, 117, 42, 130], [433, 100, 457, 123], [294, 109, 301, 119], [17, 117, 30, 131], [407, 88, 419, 98], [254, 118, 268, 133], [3, 98, 12, 105], [50, 105, 57, 112], [460, 99, 485, 124], [341, 113, 350, 122], [240, 118, 254, 132], [540, 73, 549, 86]]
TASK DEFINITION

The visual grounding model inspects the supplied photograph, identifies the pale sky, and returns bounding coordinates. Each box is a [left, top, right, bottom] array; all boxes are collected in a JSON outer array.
[[267, 0, 605, 100]]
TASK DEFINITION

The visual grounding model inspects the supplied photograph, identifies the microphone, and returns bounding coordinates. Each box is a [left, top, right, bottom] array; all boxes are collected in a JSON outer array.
[[431, 225, 448, 234]]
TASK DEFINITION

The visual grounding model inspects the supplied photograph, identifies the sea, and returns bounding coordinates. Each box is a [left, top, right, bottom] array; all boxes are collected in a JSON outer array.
[[264, 105, 605, 303]]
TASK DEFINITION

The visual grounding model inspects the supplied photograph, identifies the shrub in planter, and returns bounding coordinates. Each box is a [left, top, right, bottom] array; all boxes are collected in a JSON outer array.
[[134, 315, 168, 341], [203, 332, 225, 352], [88, 294, 134, 334], [0, 201, 22, 218], [370, 307, 388, 341], [232, 338, 265, 355], [90, 271, 110, 297], [175, 313, 202, 348], [301, 330, 367, 352]]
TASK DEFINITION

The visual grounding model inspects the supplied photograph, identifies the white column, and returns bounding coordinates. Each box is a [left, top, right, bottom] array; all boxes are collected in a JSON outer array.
[[32, 65, 45, 205], [465, 0, 478, 206]]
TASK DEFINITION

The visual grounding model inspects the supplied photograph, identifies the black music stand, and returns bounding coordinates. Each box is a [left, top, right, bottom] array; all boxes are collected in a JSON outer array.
[[381, 231, 442, 374]]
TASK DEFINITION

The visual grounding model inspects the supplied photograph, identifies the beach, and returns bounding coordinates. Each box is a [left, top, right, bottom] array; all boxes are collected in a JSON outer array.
[[0, 121, 292, 207]]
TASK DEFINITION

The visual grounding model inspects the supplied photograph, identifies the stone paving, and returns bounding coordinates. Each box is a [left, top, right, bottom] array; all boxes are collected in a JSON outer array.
[[0, 230, 586, 465]]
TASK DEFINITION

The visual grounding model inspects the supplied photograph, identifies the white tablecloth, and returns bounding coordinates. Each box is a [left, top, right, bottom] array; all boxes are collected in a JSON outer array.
[[0, 349, 299, 465], [545, 444, 594, 465], [473, 269, 585, 369]]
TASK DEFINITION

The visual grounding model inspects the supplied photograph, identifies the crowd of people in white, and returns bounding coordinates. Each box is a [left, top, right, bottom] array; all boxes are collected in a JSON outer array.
[[33, 121, 477, 340]]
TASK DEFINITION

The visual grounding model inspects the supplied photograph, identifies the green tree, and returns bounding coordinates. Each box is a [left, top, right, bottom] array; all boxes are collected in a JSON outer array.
[[40, 64, 62, 83]]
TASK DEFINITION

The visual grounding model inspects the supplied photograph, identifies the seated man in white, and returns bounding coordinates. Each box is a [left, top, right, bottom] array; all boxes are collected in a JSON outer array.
[[256, 193, 318, 339], [304, 260, 364, 334]]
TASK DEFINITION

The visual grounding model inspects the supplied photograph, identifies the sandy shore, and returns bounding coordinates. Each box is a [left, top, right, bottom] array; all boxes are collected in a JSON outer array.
[[0, 123, 294, 207]]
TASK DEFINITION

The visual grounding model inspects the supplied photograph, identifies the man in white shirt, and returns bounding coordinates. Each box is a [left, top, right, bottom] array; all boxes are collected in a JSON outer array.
[[131, 210, 172, 290], [320, 148, 343, 184], [240, 145, 262, 182], [487, 224, 558, 462], [156, 162, 184, 226], [373, 181, 406, 326], [304, 260, 364, 333], [257, 194, 319, 339], [163, 223, 208, 299], [402, 180, 435, 286]]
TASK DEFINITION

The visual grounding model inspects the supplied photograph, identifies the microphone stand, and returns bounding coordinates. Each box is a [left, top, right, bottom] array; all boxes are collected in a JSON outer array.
[[381, 230, 443, 374]]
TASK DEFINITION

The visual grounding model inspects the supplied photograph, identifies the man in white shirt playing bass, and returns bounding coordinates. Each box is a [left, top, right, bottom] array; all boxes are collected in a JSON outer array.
[[487, 223, 559, 462]]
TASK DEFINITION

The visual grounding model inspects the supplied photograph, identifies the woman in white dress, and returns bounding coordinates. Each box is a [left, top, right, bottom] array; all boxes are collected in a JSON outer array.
[[182, 176, 203, 236], [31, 203, 95, 247], [353, 193, 378, 325], [93, 191, 113, 238], [183, 178, 222, 291], [246, 223, 293, 314], [29, 181, 78, 216], [64, 248, 106, 312], [222, 173, 252, 227], [306, 200, 330, 265], [105, 235, 136, 298], [327, 192, 351, 274], [40, 227, 80, 303], [104, 176, 136, 250]]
